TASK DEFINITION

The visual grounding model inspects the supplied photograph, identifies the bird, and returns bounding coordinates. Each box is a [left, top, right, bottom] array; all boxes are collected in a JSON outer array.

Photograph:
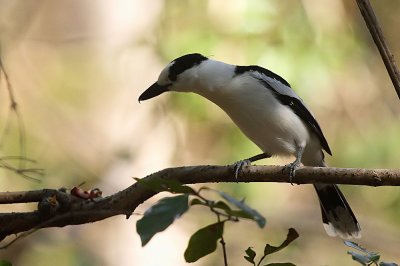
[[138, 53, 361, 239]]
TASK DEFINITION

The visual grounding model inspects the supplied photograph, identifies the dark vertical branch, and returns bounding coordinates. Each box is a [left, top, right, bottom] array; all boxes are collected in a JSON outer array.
[[356, 0, 400, 99]]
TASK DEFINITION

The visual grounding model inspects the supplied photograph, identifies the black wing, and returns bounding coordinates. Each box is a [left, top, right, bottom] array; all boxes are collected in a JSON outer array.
[[273, 93, 332, 155], [235, 66, 332, 155]]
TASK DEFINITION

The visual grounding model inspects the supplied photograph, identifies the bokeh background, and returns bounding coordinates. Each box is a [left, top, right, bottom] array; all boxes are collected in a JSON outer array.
[[0, 0, 399, 265]]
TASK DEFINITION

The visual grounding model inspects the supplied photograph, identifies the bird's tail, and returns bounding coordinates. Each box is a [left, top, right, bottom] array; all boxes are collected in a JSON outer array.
[[313, 183, 361, 238]]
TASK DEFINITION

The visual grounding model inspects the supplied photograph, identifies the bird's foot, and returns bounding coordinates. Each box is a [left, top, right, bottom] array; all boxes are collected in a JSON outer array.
[[283, 161, 301, 185], [233, 159, 251, 179]]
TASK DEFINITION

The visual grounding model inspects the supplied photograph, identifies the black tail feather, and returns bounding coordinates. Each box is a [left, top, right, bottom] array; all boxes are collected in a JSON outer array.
[[314, 184, 361, 239]]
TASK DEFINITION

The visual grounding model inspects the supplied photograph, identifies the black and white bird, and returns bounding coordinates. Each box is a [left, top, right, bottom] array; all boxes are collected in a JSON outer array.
[[138, 53, 361, 239]]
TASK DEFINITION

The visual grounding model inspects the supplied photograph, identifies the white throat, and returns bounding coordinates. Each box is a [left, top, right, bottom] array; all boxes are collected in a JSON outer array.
[[190, 59, 236, 95]]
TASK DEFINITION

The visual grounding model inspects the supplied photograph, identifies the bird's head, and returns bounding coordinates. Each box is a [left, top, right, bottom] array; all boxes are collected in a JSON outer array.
[[138, 53, 208, 102]]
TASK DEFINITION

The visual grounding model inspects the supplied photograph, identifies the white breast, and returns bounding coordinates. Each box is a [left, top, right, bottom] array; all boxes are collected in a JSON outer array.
[[198, 75, 311, 157]]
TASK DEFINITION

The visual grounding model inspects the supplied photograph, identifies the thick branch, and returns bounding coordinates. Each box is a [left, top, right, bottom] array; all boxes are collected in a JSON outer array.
[[0, 164, 399, 242]]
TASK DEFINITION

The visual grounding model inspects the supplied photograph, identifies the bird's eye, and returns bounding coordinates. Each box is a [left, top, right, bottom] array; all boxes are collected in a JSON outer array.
[[168, 73, 178, 82]]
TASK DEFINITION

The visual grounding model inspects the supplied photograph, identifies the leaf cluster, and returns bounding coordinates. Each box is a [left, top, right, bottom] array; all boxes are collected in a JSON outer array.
[[244, 228, 299, 266], [344, 241, 398, 266], [135, 177, 285, 264]]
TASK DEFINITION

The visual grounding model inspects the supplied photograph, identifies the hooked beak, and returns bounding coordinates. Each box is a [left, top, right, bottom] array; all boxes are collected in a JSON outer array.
[[138, 82, 170, 102]]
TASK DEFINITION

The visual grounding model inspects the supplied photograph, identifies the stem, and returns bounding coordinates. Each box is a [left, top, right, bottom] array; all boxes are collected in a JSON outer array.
[[256, 254, 267, 266], [217, 214, 228, 266], [0, 55, 28, 170], [193, 189, 239, 220]]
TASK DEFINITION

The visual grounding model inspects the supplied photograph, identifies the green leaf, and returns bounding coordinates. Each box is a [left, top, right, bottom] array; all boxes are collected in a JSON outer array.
[[136, 195, 189, 246], [225, 209, 254, 219], [212, 200, 232, 211], [368, 253, 381, 262], [264, 228, 299, 256], [135, 177, 195, 194], [217, 191, 266, 228], [380, 262, 399, 266], [244, 247, 257, 264], [0, 261, 12, 266], [264, 263, 296, 266], [344, 241, 380, 258], [344, 241, 382, 264], [184, 222, 224, 263], [347, 251, 371, 265], [190, 198, 205, 206], [344, 241, 367, 252], [191, 199, 233, 211]]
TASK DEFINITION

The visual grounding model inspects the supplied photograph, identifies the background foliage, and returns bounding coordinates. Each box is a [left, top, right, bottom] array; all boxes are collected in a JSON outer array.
[[0, 0, 399, 265]]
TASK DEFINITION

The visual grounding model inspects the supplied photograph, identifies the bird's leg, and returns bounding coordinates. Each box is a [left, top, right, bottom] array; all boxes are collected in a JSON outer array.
[[233, 153, 271, 179], [285, 146, 304, 183]]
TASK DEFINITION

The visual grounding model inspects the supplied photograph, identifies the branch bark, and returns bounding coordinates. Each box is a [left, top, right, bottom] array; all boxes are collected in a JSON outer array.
[[0, 164, 399, 243], [356, 0, 400, 98]]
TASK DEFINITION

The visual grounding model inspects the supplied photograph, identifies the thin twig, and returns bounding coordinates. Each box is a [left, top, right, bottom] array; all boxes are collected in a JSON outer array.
[[356, 0, 400, 98], [0, 57, 17, 110], [0, 157, 43, 182], [0, 56, 28, 170], [256, 253, 266, 266], [0, 156, 37, 163], [217, 214, 228, 266], [193, 191, 238, 220]]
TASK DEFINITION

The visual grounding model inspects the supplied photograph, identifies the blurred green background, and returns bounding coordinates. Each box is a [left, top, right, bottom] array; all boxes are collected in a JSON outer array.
[[0, 0, 399, 265]]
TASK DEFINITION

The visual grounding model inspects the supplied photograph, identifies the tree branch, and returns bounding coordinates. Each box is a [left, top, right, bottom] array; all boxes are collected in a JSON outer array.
[[0, 164, 399, 243], [356, 0, 400, 98]]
